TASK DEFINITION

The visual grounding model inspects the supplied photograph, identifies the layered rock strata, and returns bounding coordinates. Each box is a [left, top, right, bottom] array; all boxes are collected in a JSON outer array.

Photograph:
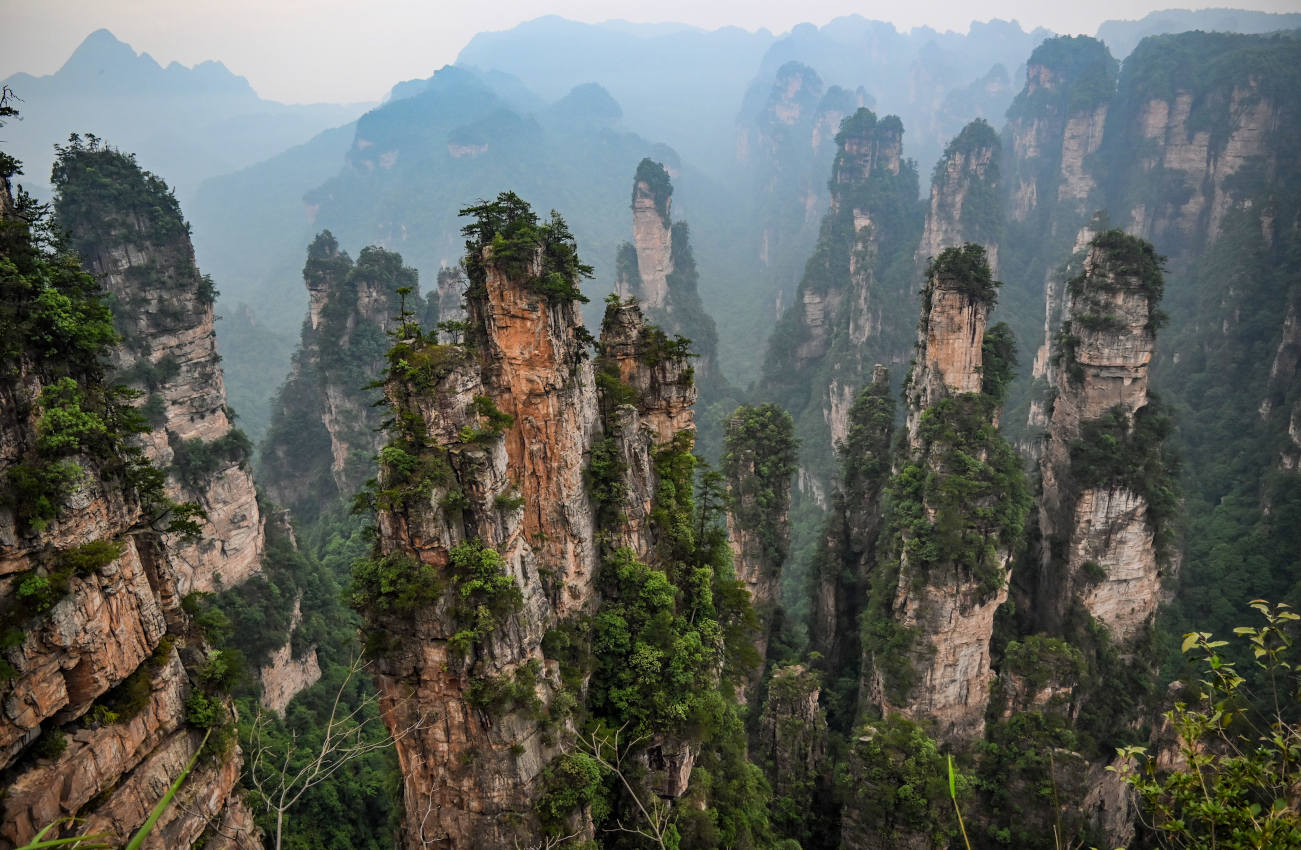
[[1, 152, 257, 848], [262, 232, 426, 521], [861, 245, 1027, 746], [360, 197, 714, 848], [1035, 231, 1169, 642], [54, 144, 263, 596], [614, 158, 729, 420]]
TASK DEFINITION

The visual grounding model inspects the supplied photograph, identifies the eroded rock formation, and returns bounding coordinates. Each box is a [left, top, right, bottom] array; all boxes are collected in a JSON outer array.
[[1, 146, 258, 848], [918, 118, 1002, 274], [760, 107, 922, 499], [1034, 231, 1171, 642], [809, 365, 894, 693], [54, 143, 263, 596], [262, 232, 427, 522], [358, 191, 723, 847], [860, 245, 1027, 747], [722, 403, 796, 673]]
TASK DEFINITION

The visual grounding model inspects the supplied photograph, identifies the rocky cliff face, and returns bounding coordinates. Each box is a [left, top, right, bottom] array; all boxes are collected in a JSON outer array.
[[363, 234, 599, 849], [809, 365, 894, 704], [54, 143, 262, 597], [596, 298, 697, 559], [1102, 33, 1297, 267], [761, 107, 923, 499], [623, 165, 673, 312], [257, 597, 321, 716], [614, 159, 726, 394], [757, 664, 828, 845], [860, 245, 1028, 747], [1, 149, 258, 848], [1003, 37, 1115, 232], [722, 404, 795, 674], [1034, 231, 1170, 643], [357, 195, 763, 847], [918, 119, 1002, 274], [262, 232, 425, 522]]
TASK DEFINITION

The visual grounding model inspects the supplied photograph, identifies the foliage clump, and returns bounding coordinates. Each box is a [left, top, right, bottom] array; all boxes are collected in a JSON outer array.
[[459, 191, 592, 304], [1068, 229, 1167, 327], [841, 715, 971, 847], [722, 403, 798, 568], [51, 133, 190, 249], [927, 243, 1001, 308], [1116, 601, 1301, 849], [889, 394, 1031, 596], [633, 157, 673, 226], [1006, 35, 1118, 120]]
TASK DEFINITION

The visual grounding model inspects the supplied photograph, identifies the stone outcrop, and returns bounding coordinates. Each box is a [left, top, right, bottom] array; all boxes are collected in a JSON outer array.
[[1004, 36, 1115, 231], [369, 260, 595, 848], [56, 147, 263, 597], [760, 107, 922, 500], [809, 366, 894, 690], [613, 158, 730, 445], [918, 118, 1002, 274], [262, 232, 426, 521], [362, 206, 599, 849], [860, 245, 1026, 747], [1103, 34, 1298, 266], [756, 665, 827, 844], [722, 404, 795, 674], [1035, 231, 1169, 643], [904, 257, 992, 443], [1, 149, 258, 847], [621, 163, 674, 312], [597, 299, 697, 560], [361, 198, 714, 848], [257, 597, 321, 716]]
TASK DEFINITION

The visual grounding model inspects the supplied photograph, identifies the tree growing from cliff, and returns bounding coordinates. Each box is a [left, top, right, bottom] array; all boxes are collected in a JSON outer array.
[[459, 191, 592, 304]]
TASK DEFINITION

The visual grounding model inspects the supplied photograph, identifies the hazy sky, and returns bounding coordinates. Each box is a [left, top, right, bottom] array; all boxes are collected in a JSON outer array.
[[7, 0, 1301, 103]]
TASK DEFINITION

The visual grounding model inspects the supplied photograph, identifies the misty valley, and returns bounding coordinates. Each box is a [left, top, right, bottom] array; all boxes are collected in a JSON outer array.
[[2, 8, 1301, 850]]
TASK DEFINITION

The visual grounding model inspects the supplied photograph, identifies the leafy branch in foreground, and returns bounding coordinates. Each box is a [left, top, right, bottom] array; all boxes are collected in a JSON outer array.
[[1113, 600, 1301, 849]]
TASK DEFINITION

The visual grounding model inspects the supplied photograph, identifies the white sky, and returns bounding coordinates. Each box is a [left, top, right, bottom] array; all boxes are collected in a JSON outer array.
[[6, 0, 1301, 104]]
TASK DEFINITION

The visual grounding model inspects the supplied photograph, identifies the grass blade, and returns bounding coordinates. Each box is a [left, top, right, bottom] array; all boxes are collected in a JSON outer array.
[[124, 728, 212, 850]]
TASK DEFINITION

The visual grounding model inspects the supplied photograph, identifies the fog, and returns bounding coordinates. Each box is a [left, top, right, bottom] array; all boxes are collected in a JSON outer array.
[[7, 0, 1299, 103]]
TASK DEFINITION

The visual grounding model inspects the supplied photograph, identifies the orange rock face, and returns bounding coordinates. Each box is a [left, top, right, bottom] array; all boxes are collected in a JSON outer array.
[[368, 231, 700, 847]]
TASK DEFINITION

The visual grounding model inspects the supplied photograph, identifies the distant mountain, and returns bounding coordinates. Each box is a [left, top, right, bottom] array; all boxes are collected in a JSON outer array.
[[1, 29, 370, 202], [741, 16, 1054, 179], [456, 16, 775, 175], [1097, 8, 1301, 58], [193, 64, 751, 447]]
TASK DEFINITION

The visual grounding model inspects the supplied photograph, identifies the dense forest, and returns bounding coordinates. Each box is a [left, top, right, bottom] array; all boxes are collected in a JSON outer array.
[[1, 10, 1300, 850]]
